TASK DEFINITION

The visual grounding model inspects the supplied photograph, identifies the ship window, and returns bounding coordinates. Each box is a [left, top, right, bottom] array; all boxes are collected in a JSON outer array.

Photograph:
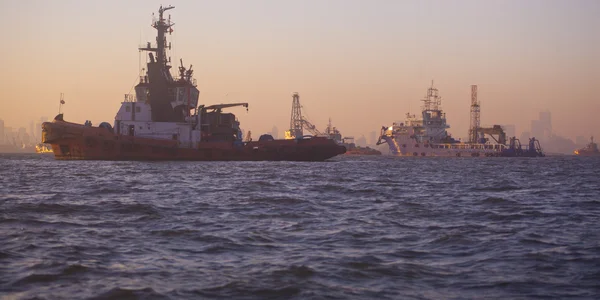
[[136, 107, 141, 113], [126, 106, 131, 112]]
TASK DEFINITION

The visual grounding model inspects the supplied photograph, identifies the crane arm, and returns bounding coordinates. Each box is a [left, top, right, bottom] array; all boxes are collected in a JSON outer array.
[[201, 103, 249, 112], [301, 119, 324, 136]]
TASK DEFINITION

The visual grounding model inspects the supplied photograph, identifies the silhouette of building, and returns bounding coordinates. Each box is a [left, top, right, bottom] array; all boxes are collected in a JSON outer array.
[[369, 131, 376, 147], [356, 135, 367, 147], [530, 111, 552, 141], [0, 119, 4, 145], [29, 121, 35, 142], [18, 127, 30, 145], [539, 111, 552, 136], [531, 120, 542, 140], [501, 124, 516, 138]]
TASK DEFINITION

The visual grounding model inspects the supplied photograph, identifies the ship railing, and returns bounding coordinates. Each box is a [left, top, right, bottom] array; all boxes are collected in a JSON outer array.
[[124, 94, 136, 102], [435, 143, 506, 151]]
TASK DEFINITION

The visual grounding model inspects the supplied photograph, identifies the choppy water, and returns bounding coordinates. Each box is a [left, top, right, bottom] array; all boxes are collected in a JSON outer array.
[[1, 154, 599, 299]]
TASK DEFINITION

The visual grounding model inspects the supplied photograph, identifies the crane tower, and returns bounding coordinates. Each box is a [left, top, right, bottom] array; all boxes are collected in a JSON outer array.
[[289, 92, 303, 138], [469, 85, 480, 143]]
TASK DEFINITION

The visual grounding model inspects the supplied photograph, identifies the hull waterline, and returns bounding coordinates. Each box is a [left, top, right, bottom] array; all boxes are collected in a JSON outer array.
[[42, 120, 346, 161]]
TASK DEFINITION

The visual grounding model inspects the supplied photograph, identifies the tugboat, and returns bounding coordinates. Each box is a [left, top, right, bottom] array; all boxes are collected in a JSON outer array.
[[574, 136, 599, 156], [376, 82, 544, 157], [42, 6, 345, 161]]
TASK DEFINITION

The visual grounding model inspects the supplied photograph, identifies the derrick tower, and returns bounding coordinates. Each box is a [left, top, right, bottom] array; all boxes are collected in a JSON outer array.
[[469, 85, 480, 143], [289, 93, 303, 138]]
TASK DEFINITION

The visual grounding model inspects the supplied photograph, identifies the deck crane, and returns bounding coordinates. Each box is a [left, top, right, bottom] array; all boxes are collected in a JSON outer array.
[[302, 119, 325, 136], [200, 103, 249, 113]]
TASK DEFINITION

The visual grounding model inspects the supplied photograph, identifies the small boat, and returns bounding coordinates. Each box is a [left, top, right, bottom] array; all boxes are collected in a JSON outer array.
[[322, 120, 381, 156], [574, 136, 599, 156], [35, 143, 53, 154]]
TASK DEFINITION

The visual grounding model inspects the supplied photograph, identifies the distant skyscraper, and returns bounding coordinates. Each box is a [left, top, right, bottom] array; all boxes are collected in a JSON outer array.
[[539, 111, 552, 139], [356, 135, 367, 147], [531, 120, 543, 140], [18, 127, 30, 145], [271, 126, 279, 139], [369, 131, 376, 146], [0, 119, 4, 144], [29, 121, 35, 142], [35, 122, 42, 143], [530, 111, 552, 141], [539, 111, 552, 131]]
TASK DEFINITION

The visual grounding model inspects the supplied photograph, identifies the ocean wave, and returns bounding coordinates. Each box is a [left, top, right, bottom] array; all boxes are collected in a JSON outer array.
[[1, 155, 599, 299], [87, 287, 168, 300]]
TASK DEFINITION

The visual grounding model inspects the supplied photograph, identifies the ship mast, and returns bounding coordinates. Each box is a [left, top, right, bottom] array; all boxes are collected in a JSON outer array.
[[139, 5, 174, 79], [421, 81, 441, 112], [136, 6, 185, 122]]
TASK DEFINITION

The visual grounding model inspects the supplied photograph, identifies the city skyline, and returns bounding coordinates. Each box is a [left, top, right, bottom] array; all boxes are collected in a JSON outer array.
[[1, 0, 598, 142]]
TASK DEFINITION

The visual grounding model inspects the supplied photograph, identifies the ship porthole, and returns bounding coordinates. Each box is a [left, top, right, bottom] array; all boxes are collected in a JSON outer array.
[[413, 152, 418, 156], [402, 144, 406, 148], [421, 152, 426, 156], [456, 153, 461, 157]]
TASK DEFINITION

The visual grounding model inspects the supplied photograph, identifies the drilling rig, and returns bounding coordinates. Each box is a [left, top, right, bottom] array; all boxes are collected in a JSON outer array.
[[468, 85, 480, 143], [467, 85, 507, 145], [285, 92, 325, 139]]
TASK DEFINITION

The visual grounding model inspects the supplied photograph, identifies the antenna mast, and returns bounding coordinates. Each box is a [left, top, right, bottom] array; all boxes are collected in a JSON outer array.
[[139, 5, 175, 69], [422, 80, 441, 111], [58, 93, 65, 114]]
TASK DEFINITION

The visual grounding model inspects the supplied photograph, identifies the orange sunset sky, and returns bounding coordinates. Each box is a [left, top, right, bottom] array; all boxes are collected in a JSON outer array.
[[1, 0, 598, 141]]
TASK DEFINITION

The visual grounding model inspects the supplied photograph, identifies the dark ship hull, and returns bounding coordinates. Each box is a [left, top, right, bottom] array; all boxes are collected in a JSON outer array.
[[574, 150, 600, 156], [42, 119, 346, 161]]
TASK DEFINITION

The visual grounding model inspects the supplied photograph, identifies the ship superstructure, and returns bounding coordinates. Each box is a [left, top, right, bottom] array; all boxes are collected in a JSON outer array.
[[41, 6, 345, 161], [377, 83, 544, 157]]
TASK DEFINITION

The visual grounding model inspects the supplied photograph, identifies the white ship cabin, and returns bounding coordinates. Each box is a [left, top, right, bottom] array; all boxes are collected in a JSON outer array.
[[113, 93, 201, 148]]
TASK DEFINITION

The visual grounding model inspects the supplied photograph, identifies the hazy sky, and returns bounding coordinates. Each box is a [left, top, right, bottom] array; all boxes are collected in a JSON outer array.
[[1, 0, 598, 140]]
